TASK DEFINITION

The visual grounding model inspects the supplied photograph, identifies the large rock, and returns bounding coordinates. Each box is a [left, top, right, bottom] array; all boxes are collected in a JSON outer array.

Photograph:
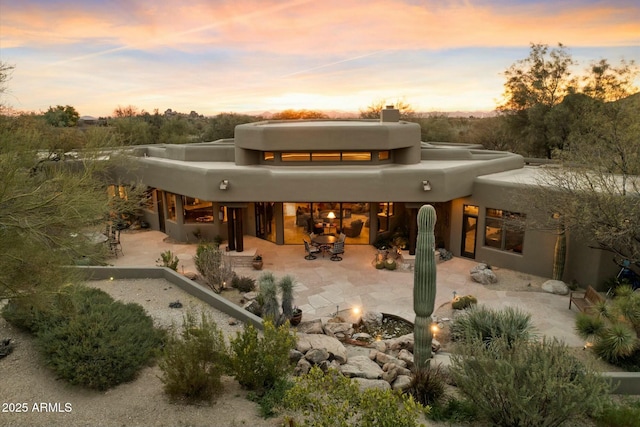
[[384, 333, 414, 351], [375, 352, 407, 369], [392, 375, 412, 391], [242, 299, 261, 316], [294, 358, 312, 376], [296, 319, 324, 334], [305, 348, 330, 364], [340, 355, 384, 379], [542, 280, 570, 295], [323, 322, 354, 339], [296, 333, 348, 364], [362, 311, 383, 328], [470, 263, 498, 284], [351, 378, 391, 392], [397, 349, 414, 369]]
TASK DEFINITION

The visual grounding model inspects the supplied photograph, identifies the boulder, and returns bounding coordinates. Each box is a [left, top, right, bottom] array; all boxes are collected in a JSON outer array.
[[385, 333, 414, 351], [470, 263, 498, 284], [430, 352, 453, 374], [289, 349, 304, 364], [323, 322, 354, 339], [352, 332, 372, 342], [243, 291, 258, 301], [182, 271, 198, 280], [352, 378, 391, 392], [375, 352, 407, 369], [305, 348, 330, 364], [362, 311, 383, 328], [369, 340, 387, 353], [397, 349, 414, 369], [542, 280, 570, 295], [296, 333, 347, 364], [296, 319, 324, 334], [392, 375, 412, 391], [432, 339, 441, 353], [340, 355, 384, 379], [382, 367, 398, 383], [294, 358, 312, 376]]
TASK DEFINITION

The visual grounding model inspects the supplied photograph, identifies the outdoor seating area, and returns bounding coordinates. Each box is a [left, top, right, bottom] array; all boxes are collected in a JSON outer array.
[[306, 231, 346, 261]]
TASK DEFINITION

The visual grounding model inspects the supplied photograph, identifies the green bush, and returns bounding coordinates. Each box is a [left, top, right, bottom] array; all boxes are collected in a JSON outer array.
[[248, 377, 293, 418], [451, 295, 477, 310], [156, 250, 179, 271], [283, 366, 426, 427], [405, 364, 448, 406], [32, 285, 164, 390], [229, 321, 296, 392], [159, 310, 228, 403], [593, 397, 640, 427], [449, 337, 610, 427], [428, 397, 478, 423], [384, 258, 397, 270], [450, 305, 534, 346], [231, 275, 256, 293]]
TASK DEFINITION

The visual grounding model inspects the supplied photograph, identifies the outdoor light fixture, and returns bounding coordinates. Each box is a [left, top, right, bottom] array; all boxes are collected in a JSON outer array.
[[422, 180, 432, 191], [219, 179, 229, 190]]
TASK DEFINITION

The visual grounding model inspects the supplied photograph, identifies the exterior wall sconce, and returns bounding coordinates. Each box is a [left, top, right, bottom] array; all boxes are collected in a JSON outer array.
[[219, 179, 229, 190], [422, 180, 431, 191]]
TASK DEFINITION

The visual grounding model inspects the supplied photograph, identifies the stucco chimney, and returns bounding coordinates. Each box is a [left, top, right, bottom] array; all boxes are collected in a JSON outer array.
[[380, 105, 400, 122]]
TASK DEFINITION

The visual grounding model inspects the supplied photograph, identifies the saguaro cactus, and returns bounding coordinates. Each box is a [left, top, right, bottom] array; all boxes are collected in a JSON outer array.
[[552, 217, 566, 281], [413, 204, 437, 370]]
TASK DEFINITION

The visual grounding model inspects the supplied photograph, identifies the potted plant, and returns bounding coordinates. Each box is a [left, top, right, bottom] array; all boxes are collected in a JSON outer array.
[[290, 307, 303, 326], [252, 254, 263, 270]]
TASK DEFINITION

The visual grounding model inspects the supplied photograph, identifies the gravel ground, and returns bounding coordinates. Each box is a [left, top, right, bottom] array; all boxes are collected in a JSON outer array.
[[0, 278, 280, 427]]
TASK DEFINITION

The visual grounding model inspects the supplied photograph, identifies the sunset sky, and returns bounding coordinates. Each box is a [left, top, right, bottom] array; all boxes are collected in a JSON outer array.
[[1, 0, 639, 117]]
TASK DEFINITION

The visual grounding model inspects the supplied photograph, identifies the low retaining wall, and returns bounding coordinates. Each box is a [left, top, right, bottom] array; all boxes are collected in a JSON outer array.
[[75, 267, 640, 394], [76, 266, 263, 330]]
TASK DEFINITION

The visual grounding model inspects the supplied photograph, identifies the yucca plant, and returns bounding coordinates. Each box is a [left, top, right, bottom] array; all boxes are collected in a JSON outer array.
[[258, 272, 279, 323], [575, 312, 606, 343], [593, 323, 638, 363], [279, 275, 296, 320]]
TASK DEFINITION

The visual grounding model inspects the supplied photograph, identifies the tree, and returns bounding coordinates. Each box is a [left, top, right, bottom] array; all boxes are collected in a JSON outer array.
[[528, 58, 640, 266], [271, 109, 328, 120], [359, 99, 415, 119], [0, 62, 14, 110], [203, 113, 261, 141], [498, 43, 576, 158], [44, 105, 80, 127]]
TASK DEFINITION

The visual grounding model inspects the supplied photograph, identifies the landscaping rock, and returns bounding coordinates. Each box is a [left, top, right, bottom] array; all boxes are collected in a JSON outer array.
[[382, 367, 398, 383], [289, 349, 304, 364], [397, 349, 414, 368], [296, 319, 324, 334], [352, 332, 372, 342], [352, 378, 391, 392], [392, 375, 412, 391], [362, 311, 383, 328], [542, 280, 570, 295], [369, 340, 387, 352], [294, 358, 312, 376], [243, 291, 258, 301], [228, 317, 238, 326], [470, 263, 498, 284], [429, 352, 453, 373], [182, 271, 198, 280], [375, 352, 407, 369], [323, 322, 354, 339], [432, 339, 441, 353], [296, 333, 347, 364], [305, 348, 330, 364], [340, 355, 384, 379], [385, 333, 414, 351]]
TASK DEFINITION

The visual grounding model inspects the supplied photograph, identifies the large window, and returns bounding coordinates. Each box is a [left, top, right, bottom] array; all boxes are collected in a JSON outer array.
[[484, 208, 526, 253], [182, 196, 214, 223]]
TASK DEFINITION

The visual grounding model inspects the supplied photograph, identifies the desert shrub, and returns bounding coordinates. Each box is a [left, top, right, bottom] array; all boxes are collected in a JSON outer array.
[[283, 366, 426, 427], [34, 285, 164, 390], [593, 397, 640, 427], [405, 364, 447, 406], [576, 290, 640, 366], [249, 377, 293, 418], [194, 243, 234, 293], [450, 305, 534, 345], [428, 397, 478, 423], [156, 250, 179, 271], [449, 337, 610, 427], [231, 275, 256, 293], [159, 310, 228, 403], [229, 321, 296, 392], [451, 295, 477, 310]]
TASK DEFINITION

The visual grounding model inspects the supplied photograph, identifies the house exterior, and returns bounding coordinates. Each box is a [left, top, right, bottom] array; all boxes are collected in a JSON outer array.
[[120, 106, 617, 288]]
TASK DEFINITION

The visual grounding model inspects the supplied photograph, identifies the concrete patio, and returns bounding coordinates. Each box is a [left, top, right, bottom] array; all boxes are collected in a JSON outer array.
[[110, 229, 584, 347]]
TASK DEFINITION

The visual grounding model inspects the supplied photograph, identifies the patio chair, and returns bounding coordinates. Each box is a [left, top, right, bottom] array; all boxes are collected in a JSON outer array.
[[304, 240, 320, 260], [330, 241, 345, 261]]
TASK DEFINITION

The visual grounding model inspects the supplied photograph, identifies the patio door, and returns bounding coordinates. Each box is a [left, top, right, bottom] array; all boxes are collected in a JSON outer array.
[[461, 205, 478, 258]]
